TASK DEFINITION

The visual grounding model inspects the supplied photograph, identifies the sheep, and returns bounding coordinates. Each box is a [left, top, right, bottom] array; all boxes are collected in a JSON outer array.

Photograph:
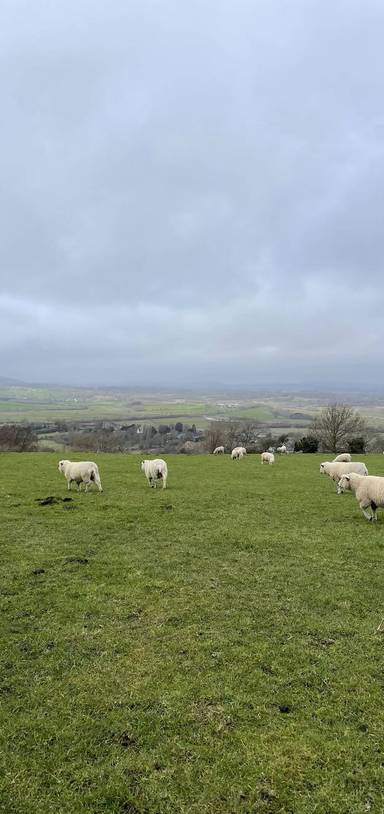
[[213, 446, 225, 455], [261, 451, 275, 465], [277, 445, 287, 454], [338, 473, 384, 521], [319, 461, 368, 493], [141, 458, 168, 489], [58, 460, 103, 492], [333, 453, 352, 463], [231, 446, 246, 460]]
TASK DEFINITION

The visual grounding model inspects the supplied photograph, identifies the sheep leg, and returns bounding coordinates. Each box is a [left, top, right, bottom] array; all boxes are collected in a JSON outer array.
[[360, 501, 374, 521], [93, 473, 102, 492], [371, 501, 378, 521]]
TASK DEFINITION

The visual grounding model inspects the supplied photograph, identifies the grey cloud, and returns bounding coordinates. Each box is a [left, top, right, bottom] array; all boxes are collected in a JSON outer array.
[[0, 0, 383, 385]]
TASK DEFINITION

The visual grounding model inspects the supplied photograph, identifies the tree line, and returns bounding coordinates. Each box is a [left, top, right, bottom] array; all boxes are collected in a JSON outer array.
[[0, 403, 374, 453]]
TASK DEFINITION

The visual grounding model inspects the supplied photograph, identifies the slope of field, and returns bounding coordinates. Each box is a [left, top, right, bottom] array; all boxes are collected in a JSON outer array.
[[1, 453, 384, 813]]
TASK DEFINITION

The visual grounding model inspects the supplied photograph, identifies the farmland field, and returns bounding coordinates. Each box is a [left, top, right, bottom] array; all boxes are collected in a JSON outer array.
[[0, 386, 290, 427], [3, 385, 384, 438], [1, 452, 384, 813]]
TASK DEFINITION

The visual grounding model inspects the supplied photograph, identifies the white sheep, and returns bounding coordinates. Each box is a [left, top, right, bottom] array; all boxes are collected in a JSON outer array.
[[231, 446, 247, 460], [141, 458, 168, 489], [261, 451, 275, 465], [58, 460, 103, 492], [333, 453, 352, 463], [277, 445, 287, 454], [319, 461, 368, 493], [338, 473, 384, 521], [213, 446, 225, 455]]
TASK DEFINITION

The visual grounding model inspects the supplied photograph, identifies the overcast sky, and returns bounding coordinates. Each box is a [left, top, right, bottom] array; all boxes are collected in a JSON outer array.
[[1, 0, 383, 388]]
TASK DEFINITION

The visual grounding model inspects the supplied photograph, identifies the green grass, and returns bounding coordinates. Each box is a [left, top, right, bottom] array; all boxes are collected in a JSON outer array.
[[1, 452, 384, 813], [0, 399, 277, 424], [0, 386, 292, 425]]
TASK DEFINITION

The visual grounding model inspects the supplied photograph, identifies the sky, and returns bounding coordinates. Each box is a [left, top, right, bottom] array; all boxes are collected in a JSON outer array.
[[1, 0, 384, 389]]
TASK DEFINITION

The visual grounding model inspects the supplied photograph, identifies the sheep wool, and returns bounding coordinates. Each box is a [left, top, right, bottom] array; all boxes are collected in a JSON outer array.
[[338, 473, 384, 521]]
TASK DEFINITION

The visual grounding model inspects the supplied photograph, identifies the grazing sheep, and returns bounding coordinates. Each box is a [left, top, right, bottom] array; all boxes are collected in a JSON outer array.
[[319, 461, 368, 493], [277, 445, 287, 454], [213, 446, 225, 455], [141, 458, 168, 489], [58, 460, 103, 492], [261, 452, 275, 465], [338, 473, 384, 521], [333, 453, 352, 463], [231, 446, 246, 460]]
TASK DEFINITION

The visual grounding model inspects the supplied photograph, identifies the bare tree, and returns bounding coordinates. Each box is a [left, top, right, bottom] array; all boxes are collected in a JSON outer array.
[[312, 403, 366, 454], [225, 421, 242, 452], [224, 419, 260, 451], [238, 420, 259, 447], [0, 424, 37, 451], [204, 421, 226, 453]]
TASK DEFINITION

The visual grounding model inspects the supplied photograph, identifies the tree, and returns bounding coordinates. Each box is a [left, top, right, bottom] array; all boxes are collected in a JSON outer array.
[[294, 434, 319, 453], [0, 424, 37, 451], [204, 422, 226, 453], [348, 436, 366, 454], [225, 421, 242, 451], [237, 420, 259, 447], [312, 403, 366, 454]]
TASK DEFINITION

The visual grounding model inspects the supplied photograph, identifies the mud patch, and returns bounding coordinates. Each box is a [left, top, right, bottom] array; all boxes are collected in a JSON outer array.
[[0, 684, 13, 695], [114, 732, 138, 749], [35, 496, 74, 507], [35, 496, 61, 506], [64, 556, 89, 565]]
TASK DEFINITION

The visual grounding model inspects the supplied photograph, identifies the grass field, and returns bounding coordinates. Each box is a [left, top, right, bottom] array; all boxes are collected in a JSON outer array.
[[1, 452, 384, 813], [3, 385, 384, 438], [0, 398, 278, 426], [0, 386, 297, 426]]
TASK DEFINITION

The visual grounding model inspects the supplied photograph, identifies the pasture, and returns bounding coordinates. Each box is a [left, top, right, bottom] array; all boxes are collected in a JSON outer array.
[[0, 385, 307, 427], [1, 452, 384, 813]]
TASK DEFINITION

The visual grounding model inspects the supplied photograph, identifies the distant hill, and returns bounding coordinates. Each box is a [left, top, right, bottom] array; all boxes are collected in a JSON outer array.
[[0, 376, 28, 386]]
